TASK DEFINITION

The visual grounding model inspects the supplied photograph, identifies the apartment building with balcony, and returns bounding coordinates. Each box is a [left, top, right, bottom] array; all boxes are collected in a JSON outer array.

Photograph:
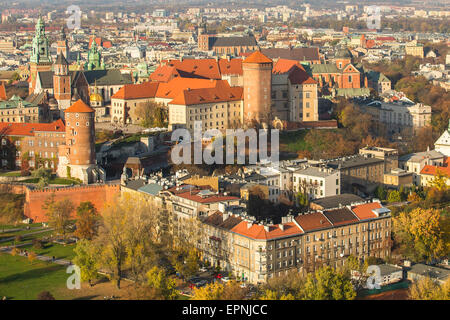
[[189, 199, 392, 284]]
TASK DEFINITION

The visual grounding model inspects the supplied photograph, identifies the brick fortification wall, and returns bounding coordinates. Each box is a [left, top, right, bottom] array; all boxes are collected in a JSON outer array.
[[24, 184, 120, 222]]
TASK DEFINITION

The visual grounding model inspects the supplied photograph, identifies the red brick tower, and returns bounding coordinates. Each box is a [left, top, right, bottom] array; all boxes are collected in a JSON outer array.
[[63, 100, 95, 165], [57, 100, 104, 184], [242, 51, 273, 126], [53, 53, 72, 112]]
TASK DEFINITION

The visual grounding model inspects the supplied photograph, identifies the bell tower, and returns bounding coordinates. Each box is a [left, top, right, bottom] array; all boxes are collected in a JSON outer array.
[[56, 27, 69, 61], [29, 15, 53, 94], [53, 53, 72, 113]]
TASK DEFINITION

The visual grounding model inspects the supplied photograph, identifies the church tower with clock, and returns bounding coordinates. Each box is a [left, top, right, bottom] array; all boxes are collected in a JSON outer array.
[[29, 15, 53, 94]]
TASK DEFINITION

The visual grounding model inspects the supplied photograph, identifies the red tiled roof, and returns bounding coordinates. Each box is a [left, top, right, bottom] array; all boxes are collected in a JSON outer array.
[[294, 212, 333, 232], [420, 158, 450, 176], [365, 39, 376, 49], [218, 59, 243, 75], [243, 51, 272, 64], [351, 202, 382, 220], [288, 65, 317, 85], [0, 83, 6, 101], [149, 65, 179, 82], [272, 58, 305, 74], [64, 100, 95, 113], [155, 78, 221, 100], [112, 81, 160, 100], [170, 82, 243, 106], [152, 58, 244, 82], [231, 221, 303, 240], [0, 119, 65, 136], [162, 59, 221, 80], [376, 36, 396, 42]]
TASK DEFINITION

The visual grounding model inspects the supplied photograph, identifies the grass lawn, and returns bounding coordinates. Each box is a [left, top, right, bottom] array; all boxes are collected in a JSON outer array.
[[0, 252, 69, 300], [0, 230, 54, 246], [0, 227, 48, 241], [19, 242, 76, 260], [0, 223, 43, 231], [0, 171, 22, 177], [21, 177, 81, 185], [279, 130, 310, 153]]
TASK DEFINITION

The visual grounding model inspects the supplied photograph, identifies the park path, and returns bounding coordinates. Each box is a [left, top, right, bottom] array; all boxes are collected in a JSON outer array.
[[0, 228, 53, 243], [0, 226, 44, 234], [0, 242, 71, 266]]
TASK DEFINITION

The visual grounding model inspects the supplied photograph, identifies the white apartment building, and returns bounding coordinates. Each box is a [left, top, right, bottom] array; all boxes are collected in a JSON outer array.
[[293, 166, 341, 200], [398, 150, 445, 185]]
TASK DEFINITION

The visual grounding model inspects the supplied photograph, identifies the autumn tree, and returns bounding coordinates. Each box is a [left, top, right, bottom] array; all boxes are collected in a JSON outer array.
[[73, 239, 100, 287], [393, 208, 449, 263], [429, 169, 449, 192], [171, 248, 200, 280], [136, 101, 167, 128], [145, 266, 178, 300], [96, 193, 164, 288], [43, 194, 75, 237], [75, 202, 99, 240], [0, 193, 25, 224], [409, 277, 450, 300], [258, 270, 306, 300], [192, 280, 248, 300]]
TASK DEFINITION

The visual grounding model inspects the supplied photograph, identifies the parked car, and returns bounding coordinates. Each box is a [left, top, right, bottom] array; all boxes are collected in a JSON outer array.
[[199, 267, 208, 272], [221, 277, 230, 282]]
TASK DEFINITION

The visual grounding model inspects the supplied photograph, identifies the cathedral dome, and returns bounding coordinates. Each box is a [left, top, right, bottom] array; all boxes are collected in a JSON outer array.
[[48, 97, 58, 109], [90, 92, 103, 102]]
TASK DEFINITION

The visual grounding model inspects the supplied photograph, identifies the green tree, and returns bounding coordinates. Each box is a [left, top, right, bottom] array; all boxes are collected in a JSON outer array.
[[32, 167, 52, 188], [75, 202, 99, 240], [299, 266, 356, 300], [387, 190, 402, 203], [73, 239, 100, 287], [146, 266, 178, 300], [375, 186, 387, 201]]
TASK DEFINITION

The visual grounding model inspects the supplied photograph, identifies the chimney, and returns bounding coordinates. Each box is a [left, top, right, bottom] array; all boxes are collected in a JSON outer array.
[[263, 225, 269, 232], [279, 224, 285, 231], [223, 212, 229, 221], [247, 221, 252, 229]]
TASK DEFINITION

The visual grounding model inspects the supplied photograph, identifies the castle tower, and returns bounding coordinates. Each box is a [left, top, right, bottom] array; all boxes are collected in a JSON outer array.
[[29, 15, 53, 94], [242, 51, 273, 126], [56, 26, 69, 61], [335, 47, 352, 69], [53, 53, 72, 113], [57, 100, 105, 184], [85, 40, 104, 70]]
